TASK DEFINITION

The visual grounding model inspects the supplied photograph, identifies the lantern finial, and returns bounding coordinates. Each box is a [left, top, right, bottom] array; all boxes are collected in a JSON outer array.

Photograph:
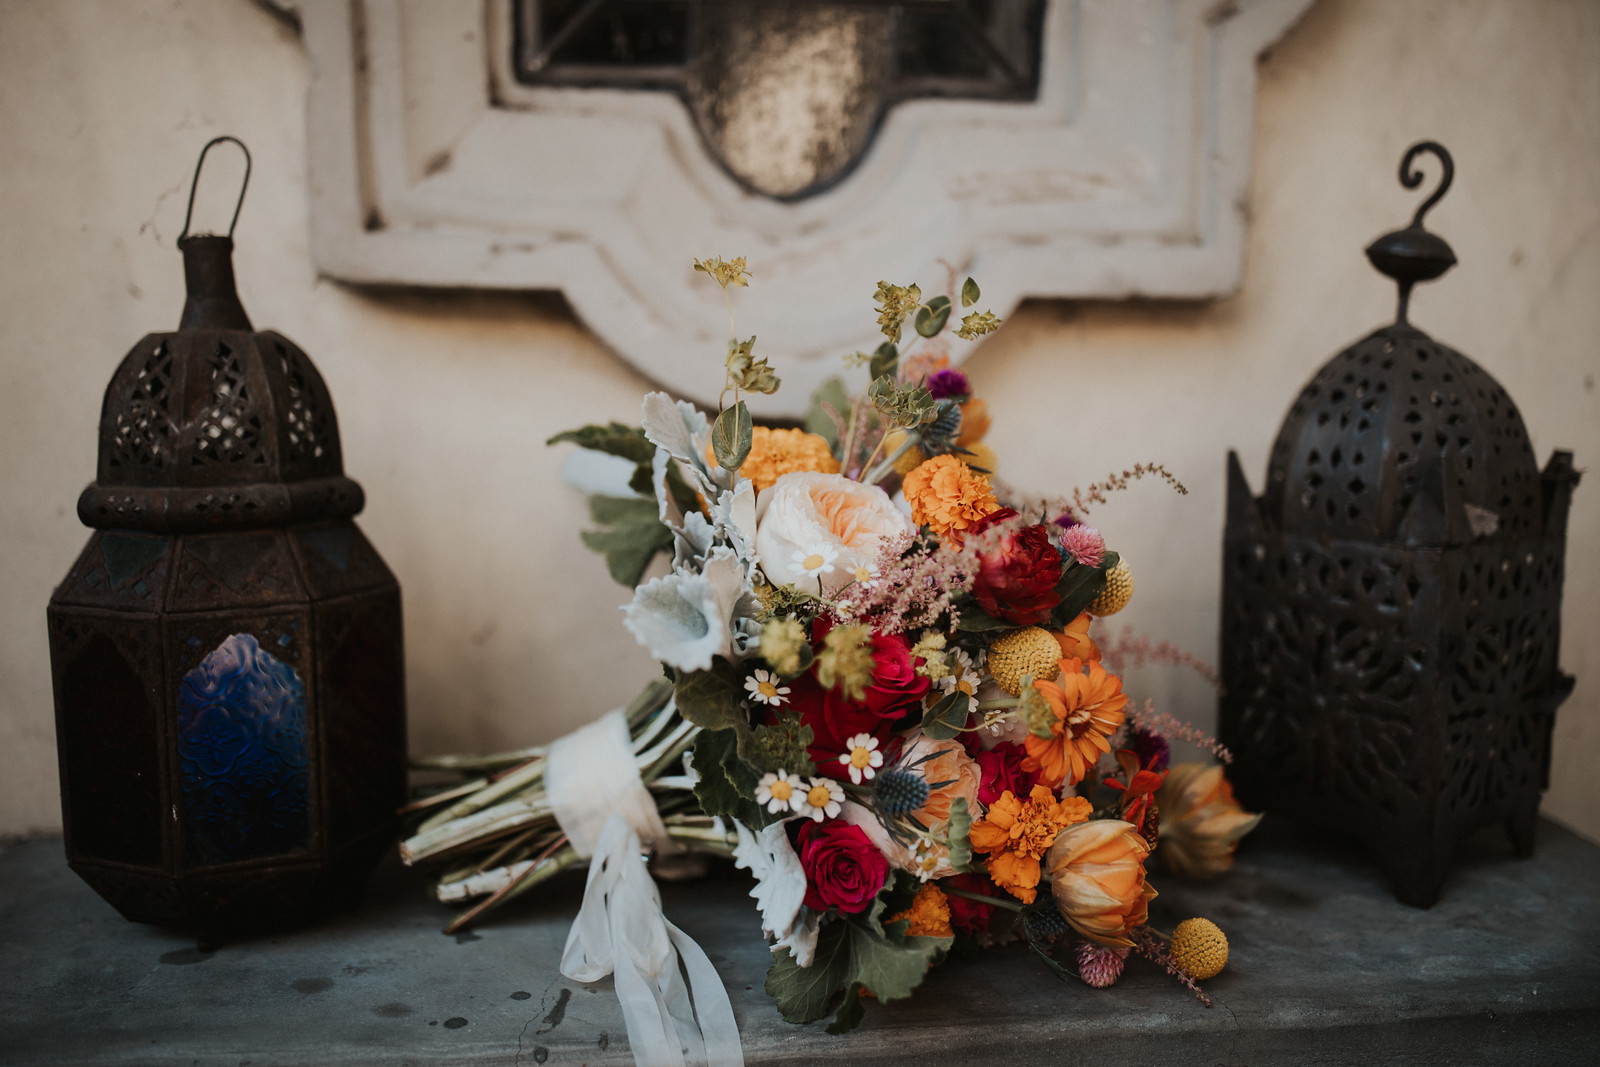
[[1364, 141, 1458, 326]]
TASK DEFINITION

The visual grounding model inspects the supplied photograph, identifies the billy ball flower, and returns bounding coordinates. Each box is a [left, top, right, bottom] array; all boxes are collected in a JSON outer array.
[[798, 777, 844, 822], [1087, 557, 1134, 616], [756, 770, 805, 815], [837, 733, 884, 785], [745, 668, 791, 706], [1170, 917, 1229, 980], [987, 627, 1065, 696]]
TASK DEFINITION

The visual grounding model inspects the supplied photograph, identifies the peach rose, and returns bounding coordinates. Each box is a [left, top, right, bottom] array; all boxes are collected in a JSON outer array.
[[899, 732, 981, 825], [754, 471, 916, 595]]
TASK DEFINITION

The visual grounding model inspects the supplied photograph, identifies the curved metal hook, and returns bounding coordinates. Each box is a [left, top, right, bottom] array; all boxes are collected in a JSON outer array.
[[1399, 141, 1453, 228], [178, 136, 252, 244]]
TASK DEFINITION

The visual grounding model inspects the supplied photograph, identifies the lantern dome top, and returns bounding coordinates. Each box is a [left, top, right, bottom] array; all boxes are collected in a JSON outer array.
[[1261, 323, 1544, 546], [78, 140, 363, 534]]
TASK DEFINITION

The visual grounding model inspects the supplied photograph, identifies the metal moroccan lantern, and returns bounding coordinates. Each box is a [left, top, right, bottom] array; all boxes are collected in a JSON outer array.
[[47, 138, 407, 933], [1218, 142, 1579, 907]]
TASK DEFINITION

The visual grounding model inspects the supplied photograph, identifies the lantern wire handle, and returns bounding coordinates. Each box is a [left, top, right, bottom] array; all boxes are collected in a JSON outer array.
[[178, 136, 252, 245], [1400, 141, 1453, 228]]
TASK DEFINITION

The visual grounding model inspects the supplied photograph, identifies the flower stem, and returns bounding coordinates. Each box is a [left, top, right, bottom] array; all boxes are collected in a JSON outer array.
[[943, 886, 1024, 913], [976, 698, 1022, 711]]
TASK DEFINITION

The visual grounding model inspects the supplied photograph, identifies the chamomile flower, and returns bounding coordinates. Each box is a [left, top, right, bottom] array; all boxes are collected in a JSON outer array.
[[797, 777, 844, 822], [846, 559, 878, 588], [744, 668, 791, 706], [756, 770, 805, 815], [787, 544, 839, 583], [935, 648, 983, 715], [837, 733, 884, 785]]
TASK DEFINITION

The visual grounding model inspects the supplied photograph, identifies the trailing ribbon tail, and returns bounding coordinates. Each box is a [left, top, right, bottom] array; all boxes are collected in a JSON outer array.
[[547, 707, 743, 1067]]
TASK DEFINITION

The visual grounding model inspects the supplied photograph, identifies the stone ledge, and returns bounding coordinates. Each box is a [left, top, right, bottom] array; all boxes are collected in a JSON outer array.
[[2, 819, 1596, 1066]]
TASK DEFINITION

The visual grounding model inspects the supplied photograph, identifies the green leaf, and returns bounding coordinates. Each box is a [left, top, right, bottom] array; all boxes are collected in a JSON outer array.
[[869, 342, 899, 382], [914, 301, 952, 338], [1052, 550, 1117, 626], [804, 377, 852, 451], [945, 796, 973, 873], [748, 712, 816, 778], [674, 657, 747, 731], [711, 401, 753, 472], [766, 922, 852, 1024], [846, 922, 949, 1004], [961, 277, 980, 308], [547, 422, 656, 464], [825, 985, 867, 1035], [576, 495, 673, 587], [689, 727, 772, 828], [920, 690, 971, 741], [954, 601, 1011, 632]]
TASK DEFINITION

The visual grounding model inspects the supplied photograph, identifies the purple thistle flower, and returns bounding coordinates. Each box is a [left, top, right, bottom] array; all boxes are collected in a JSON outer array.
[[1076, 940, 1129, 988], [925, 368, 971, 400], [1052, 511, 1080, 531], [1059, 524, 1105, 567], [1132, 725, 1171, 773]]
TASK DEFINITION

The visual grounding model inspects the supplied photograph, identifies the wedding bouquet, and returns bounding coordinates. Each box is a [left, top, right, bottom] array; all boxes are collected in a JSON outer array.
[[403, 259, 1261, 1041]]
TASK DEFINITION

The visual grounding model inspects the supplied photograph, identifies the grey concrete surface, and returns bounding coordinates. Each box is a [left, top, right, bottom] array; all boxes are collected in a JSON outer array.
[[1, 818, 1596, 1066]]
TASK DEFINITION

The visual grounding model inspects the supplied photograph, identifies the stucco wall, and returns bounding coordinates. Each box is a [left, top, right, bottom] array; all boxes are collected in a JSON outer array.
[[2, 0, 1595, 844]]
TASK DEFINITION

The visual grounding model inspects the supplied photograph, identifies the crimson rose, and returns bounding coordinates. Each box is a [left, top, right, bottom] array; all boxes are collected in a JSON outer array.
[[787, 622, 930, 775], [970, 509, 1062, 625], [799, 820, 888, 914], [972, 741, 1042, 808]]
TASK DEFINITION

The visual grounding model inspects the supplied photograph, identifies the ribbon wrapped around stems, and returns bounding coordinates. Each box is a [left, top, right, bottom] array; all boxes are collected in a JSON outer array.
[[548, 709, 744, 1067]]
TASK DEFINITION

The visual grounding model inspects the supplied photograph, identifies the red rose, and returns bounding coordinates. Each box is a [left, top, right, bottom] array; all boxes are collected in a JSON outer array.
[[799, 820, 888, 914], [943, 872, 1002, 935], [787, 623, 930, 775], [973, 742, 1041, 808], [970, 510, 1062, 625]]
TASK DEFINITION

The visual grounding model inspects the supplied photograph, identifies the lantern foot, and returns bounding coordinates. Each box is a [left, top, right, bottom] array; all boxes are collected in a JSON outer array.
[[1506, 800, 1541, 859]]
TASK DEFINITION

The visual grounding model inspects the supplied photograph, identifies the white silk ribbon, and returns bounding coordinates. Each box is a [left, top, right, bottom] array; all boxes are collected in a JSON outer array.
[[548, 709, 744, 1067]]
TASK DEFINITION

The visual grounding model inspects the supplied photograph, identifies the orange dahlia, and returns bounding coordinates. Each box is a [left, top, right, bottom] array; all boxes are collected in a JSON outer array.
[[902, 454, 999, 539], [967, 784, 1091, 903], [1045, 819, 1156, 947], [1023, 657, 1128, 788]]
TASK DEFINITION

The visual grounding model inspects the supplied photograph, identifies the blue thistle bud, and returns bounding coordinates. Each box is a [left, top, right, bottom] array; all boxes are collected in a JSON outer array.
[[873, 769, 930, 816]]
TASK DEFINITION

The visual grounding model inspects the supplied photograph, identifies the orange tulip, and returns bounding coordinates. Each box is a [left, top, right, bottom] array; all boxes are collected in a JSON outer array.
[[1045, 819, 1156, 947], [1155, 763, 1262, 878]]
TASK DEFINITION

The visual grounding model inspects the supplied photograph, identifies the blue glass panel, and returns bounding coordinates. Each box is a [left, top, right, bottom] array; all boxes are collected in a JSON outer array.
[[177, 633, 310, 866]]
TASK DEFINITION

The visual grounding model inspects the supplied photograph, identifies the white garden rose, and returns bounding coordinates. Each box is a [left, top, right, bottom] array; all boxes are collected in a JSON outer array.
[[754, 471, 916, 595]]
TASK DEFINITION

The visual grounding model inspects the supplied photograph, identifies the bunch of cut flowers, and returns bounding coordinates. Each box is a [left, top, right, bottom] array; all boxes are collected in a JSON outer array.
[[402, 258, 1262, 1030]]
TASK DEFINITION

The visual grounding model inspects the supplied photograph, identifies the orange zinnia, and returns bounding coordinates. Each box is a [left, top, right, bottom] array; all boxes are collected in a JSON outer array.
[[967, 785, 1091, 903], [1024, 657, 1127, 788]]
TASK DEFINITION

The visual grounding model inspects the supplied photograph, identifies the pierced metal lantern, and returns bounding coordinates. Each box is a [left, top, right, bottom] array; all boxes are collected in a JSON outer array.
[[1219, 142, 1579, 907], [47, 138, 406, 934]]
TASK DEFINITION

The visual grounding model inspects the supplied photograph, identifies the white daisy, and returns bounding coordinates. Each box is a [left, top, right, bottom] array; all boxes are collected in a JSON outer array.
[[836, 733, 884, 785], [755, 770, 805, 815], [935, 648, 983, 715], [787, 543, 839, 584], [795, 777, 844, 822], [744, 668, 791, 707]]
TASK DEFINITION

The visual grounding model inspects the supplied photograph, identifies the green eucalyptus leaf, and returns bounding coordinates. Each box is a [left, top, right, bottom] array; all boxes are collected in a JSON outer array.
[[920, 690, 971, 741], [927, 295, 951, 311], [954, 601, 1011, 632], [711, 401, 753, 471], [765, 922, 852, 1024], [913, 302, 952, 339], [961, 277, 980, 307], [869, 342, 899, 382]]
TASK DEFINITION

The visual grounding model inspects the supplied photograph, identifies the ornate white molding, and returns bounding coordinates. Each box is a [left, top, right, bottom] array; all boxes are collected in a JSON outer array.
[[303, 0, 1314, 414]]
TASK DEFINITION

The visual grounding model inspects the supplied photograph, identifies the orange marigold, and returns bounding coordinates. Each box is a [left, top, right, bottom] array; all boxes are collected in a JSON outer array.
[[886, 882, 953, 938], [903, 454, 999, 538], [729, 426, 841, 492], [1024, 657, 1127, 788], [967, 784, 1092, 903], [1053, 610, 1101, 663]]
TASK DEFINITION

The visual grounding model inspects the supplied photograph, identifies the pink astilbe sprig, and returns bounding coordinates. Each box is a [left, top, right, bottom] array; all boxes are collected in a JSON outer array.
[[1019, 463, 1188, 521], [1098, 628, 1222, 692], [831, 514, 1031, 635], [1131, 927, 1213, 1007], [1125, 700, 1234, 764]]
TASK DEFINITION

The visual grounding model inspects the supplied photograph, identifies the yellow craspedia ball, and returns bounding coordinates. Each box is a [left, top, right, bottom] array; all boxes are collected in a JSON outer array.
[[986, 627, 1063, 696], [963, 441, 998, 475], [1170, 917, 1228, 980], [882, 429, 927, 476], [1087, 558, 1133, 616]]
